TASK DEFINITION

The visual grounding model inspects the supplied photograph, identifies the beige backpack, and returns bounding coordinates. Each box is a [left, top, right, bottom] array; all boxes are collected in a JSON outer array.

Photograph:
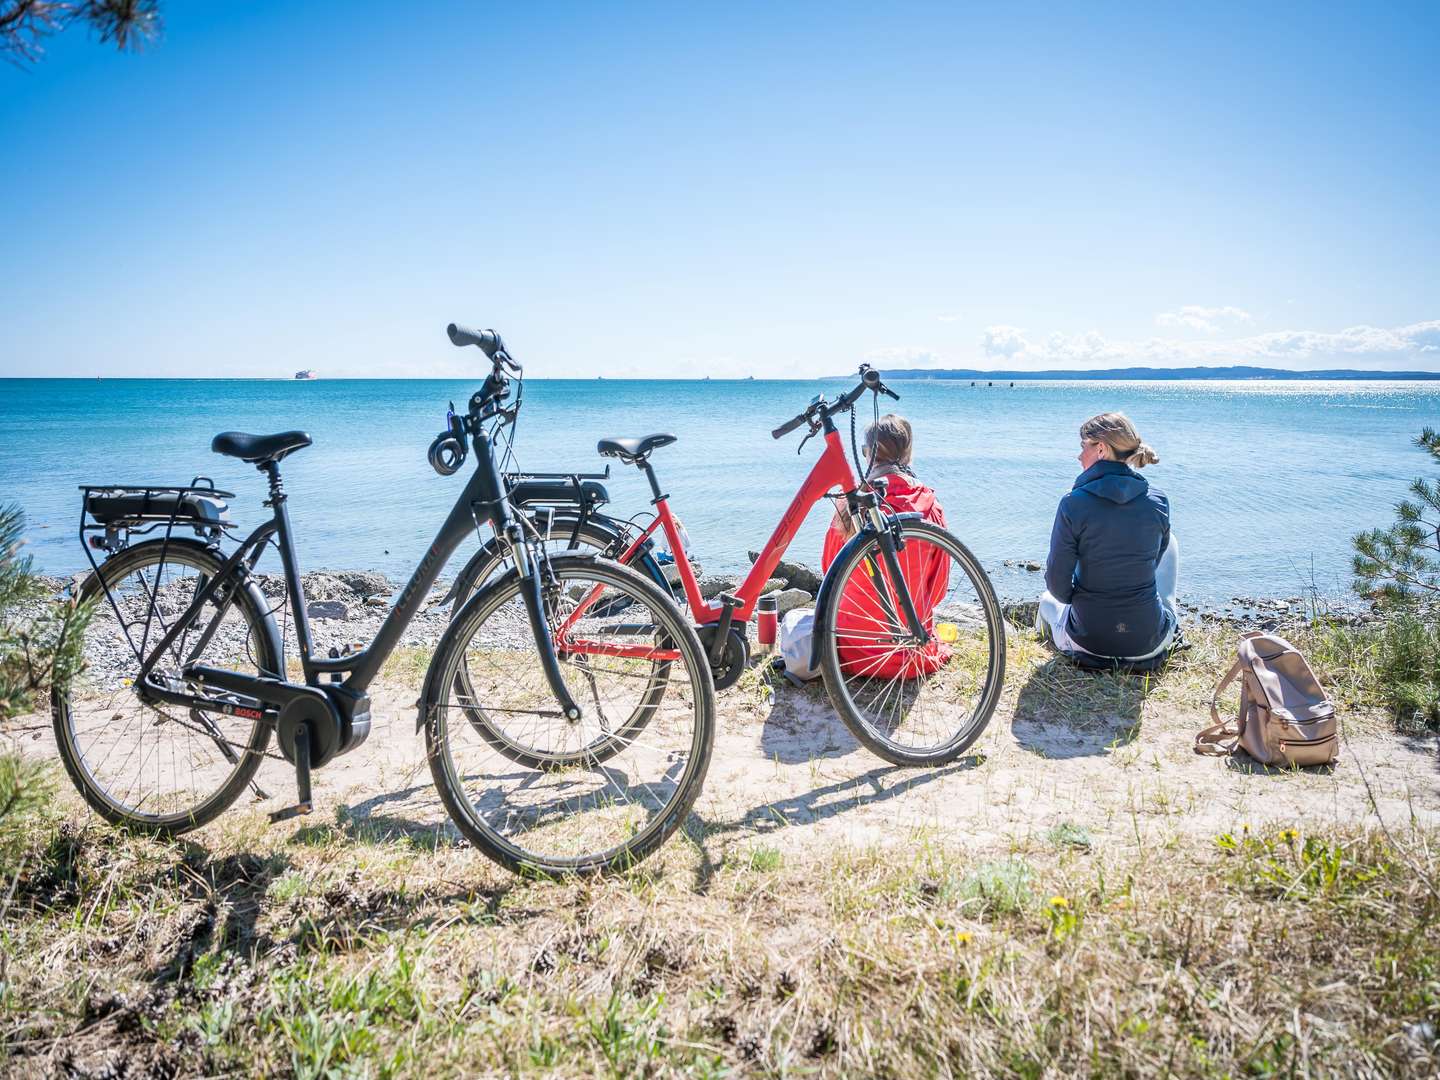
[[1195, 631, 1338, 767]]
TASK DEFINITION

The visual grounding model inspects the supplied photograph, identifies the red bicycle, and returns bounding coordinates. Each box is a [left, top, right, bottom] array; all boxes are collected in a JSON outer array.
[[463, 365, 1006, 767]]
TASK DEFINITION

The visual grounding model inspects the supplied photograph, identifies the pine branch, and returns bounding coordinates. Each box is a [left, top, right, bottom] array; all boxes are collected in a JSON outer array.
[[1, 0, 159, 64]]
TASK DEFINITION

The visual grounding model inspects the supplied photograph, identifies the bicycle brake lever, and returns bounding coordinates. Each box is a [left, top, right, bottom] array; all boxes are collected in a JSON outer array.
[[797, 426, 818, 455]]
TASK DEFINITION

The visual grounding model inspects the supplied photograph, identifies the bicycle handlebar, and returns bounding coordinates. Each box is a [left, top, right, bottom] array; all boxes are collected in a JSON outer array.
[[447, 323, 500, 357], [771, 413, 809, 439], [771, 365, 899, 440]]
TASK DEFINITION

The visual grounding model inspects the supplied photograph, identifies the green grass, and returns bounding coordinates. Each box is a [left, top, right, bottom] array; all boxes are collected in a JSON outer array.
[[1045, 821, 1094, 851], [1303, 607, 1440, 732], [957, 857, 1035, 916]]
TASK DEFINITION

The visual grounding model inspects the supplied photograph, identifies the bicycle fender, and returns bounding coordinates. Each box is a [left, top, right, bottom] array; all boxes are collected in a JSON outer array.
[[439, 513, 667, 608], [439, 538, 507, 608], [807, 512, 924, 674]]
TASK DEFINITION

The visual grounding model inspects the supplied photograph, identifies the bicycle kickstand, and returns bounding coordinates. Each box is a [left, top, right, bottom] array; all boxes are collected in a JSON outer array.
[[269, 721, 314, 823]]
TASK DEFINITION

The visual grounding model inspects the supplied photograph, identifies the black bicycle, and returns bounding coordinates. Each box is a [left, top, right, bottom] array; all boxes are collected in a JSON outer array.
[[53, 325, 715, 875]]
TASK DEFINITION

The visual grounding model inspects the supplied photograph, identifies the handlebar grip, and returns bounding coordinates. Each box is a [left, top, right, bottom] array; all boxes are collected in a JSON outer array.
[[772, 413, 808, 439], [447, 323, 501, 358]]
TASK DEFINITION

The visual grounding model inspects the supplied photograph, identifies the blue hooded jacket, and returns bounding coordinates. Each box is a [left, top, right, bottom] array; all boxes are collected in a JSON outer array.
[[1045, 460, 1172, 658]]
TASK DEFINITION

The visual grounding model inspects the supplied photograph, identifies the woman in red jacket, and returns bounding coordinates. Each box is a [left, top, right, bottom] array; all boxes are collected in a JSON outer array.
[[821, 415, 951, 678]]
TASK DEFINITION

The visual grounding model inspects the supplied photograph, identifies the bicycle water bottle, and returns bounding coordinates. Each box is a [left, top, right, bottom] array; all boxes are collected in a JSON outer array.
[[756, 594, 779, 646]]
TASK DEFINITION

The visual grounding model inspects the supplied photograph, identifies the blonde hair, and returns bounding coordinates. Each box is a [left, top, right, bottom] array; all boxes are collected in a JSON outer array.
[[865, 414, 913, 466], [1080, 412, 1159, 469]]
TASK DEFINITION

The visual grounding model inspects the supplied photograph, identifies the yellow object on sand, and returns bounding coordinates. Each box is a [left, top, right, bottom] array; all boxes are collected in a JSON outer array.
[[936, 622, 959, 643]]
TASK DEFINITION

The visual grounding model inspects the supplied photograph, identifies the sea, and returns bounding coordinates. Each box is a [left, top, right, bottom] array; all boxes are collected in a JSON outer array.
[[2, 377, 1436, 606]]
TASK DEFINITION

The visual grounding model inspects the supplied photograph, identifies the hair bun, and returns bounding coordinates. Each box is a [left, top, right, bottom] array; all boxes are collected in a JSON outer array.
[[1125, 442, 1160, 468]]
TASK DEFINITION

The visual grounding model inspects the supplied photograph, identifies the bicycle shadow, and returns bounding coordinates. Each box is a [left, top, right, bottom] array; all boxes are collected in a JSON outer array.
[[328, 757, 691, 847]]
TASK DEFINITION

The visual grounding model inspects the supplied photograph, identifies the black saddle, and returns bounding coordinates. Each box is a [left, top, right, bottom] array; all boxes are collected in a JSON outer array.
[[596, 433, 676, 462], [211, 430, 313, 464]]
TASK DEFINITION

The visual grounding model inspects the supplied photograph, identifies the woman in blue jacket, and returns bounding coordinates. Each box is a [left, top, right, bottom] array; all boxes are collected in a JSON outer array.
[[1039, 412, 1179, 664]]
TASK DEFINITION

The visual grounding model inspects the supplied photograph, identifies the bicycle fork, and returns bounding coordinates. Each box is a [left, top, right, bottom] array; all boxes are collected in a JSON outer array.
[[504, 523, 583, 722], [860, 503, 929, 644]]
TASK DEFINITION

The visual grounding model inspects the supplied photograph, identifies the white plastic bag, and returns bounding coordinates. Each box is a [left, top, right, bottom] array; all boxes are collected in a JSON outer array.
[[778, 608, 820, 683]]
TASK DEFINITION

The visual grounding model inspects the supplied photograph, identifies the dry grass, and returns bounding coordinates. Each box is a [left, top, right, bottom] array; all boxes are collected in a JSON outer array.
[[3, 613, 1436, 1077], [1, 785, 1437, 1078]]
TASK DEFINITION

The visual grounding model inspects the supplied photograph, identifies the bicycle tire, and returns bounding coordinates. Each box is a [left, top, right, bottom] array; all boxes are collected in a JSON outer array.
[[52, 540, 278, 834], [423, 554, 715, 875], [817, 520, 1005, 766]]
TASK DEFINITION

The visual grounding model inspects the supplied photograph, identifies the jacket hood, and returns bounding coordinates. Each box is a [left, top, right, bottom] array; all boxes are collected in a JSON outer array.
[[878, 472, 938, 515], [1072, 460, 1149, 504]]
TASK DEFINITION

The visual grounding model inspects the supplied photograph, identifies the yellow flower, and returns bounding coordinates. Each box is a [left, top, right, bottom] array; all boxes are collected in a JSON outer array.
[[1048, 896, 1070, 909], [1279, 828, 1299, 843], [1241, 823, 1251, 834], [954, 931, 973, 945]]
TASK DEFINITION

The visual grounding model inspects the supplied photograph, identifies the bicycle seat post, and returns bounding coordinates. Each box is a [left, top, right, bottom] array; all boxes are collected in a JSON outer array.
[[639, 459, 667, 505]]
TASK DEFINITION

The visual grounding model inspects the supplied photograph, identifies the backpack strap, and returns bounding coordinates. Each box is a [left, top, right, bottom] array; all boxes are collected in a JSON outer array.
[[1194, 655, 1245, 756]]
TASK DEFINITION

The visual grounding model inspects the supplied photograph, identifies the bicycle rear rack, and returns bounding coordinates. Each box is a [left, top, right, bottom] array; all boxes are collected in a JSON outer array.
[[77, 477, 239, 668]]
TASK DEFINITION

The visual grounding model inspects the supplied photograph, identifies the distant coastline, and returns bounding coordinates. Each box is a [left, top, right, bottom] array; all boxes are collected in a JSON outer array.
[[825, 365, 1440, 381], [5, 365, 1440, 382]]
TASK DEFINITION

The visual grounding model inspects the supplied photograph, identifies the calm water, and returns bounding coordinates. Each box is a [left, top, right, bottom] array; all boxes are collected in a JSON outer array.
[[2, 377, 1436, 604]]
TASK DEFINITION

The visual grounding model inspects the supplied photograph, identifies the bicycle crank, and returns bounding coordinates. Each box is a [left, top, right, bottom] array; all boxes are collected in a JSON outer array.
[[696, 624, 749, 690]]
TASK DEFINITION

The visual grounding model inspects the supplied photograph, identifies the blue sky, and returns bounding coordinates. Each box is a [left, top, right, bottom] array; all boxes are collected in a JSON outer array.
[[2, 1, 1437, 378]]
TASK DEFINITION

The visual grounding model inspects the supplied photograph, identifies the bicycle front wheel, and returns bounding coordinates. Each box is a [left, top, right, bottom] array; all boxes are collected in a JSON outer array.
[[52, 540, 278, 834], [818, 520, 1005, 766], [424, 555, 714, 875]]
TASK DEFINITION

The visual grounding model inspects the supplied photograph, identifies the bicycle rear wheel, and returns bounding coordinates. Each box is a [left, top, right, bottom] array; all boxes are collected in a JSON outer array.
[[818, 520, 1005, 766], [424, 555, 714, 875], [52, 541, 278, 833]]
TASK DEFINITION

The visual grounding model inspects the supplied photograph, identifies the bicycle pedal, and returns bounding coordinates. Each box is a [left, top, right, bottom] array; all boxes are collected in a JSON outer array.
[[269, 801, 313, 823]]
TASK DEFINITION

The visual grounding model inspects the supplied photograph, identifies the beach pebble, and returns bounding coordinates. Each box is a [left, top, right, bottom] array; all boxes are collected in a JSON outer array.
[[748, 551, 821, 593], [699, 575, 740, 599], [333, 570, 393, 599], [770, 588, 813, 615], [307, 600, 349, 621]]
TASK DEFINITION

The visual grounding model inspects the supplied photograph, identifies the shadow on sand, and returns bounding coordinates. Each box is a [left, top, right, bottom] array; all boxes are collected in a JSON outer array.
[[1011, 654, 1155, 759]]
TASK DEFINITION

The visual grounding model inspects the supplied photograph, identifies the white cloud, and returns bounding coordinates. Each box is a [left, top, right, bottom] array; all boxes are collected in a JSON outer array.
[[979, 325, 1028, 358], [976, 320, 1440, 371], [1155, 305, 1253, 333]]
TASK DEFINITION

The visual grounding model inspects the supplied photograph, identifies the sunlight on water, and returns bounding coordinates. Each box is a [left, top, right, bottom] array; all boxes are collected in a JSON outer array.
[[3, 377, 1436, 603]]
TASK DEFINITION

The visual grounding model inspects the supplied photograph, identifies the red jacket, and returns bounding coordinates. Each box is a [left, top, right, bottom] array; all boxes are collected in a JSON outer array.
[[821, 473, 951, 678]]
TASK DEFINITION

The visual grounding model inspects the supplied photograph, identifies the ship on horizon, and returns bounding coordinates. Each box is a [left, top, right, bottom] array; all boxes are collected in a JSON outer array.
[[294, 369, 317, 380]]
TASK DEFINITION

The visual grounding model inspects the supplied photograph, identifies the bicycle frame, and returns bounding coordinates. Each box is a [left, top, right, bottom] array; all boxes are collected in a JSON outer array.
[[556, 399, 930, 660], [129, 425, 578, 722], [665, 427, 858, 625]]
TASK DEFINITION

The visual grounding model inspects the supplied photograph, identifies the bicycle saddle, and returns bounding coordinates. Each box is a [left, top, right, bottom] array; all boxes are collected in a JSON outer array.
[[211, 430, 313, 464], [596, 433, 677, 461]]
